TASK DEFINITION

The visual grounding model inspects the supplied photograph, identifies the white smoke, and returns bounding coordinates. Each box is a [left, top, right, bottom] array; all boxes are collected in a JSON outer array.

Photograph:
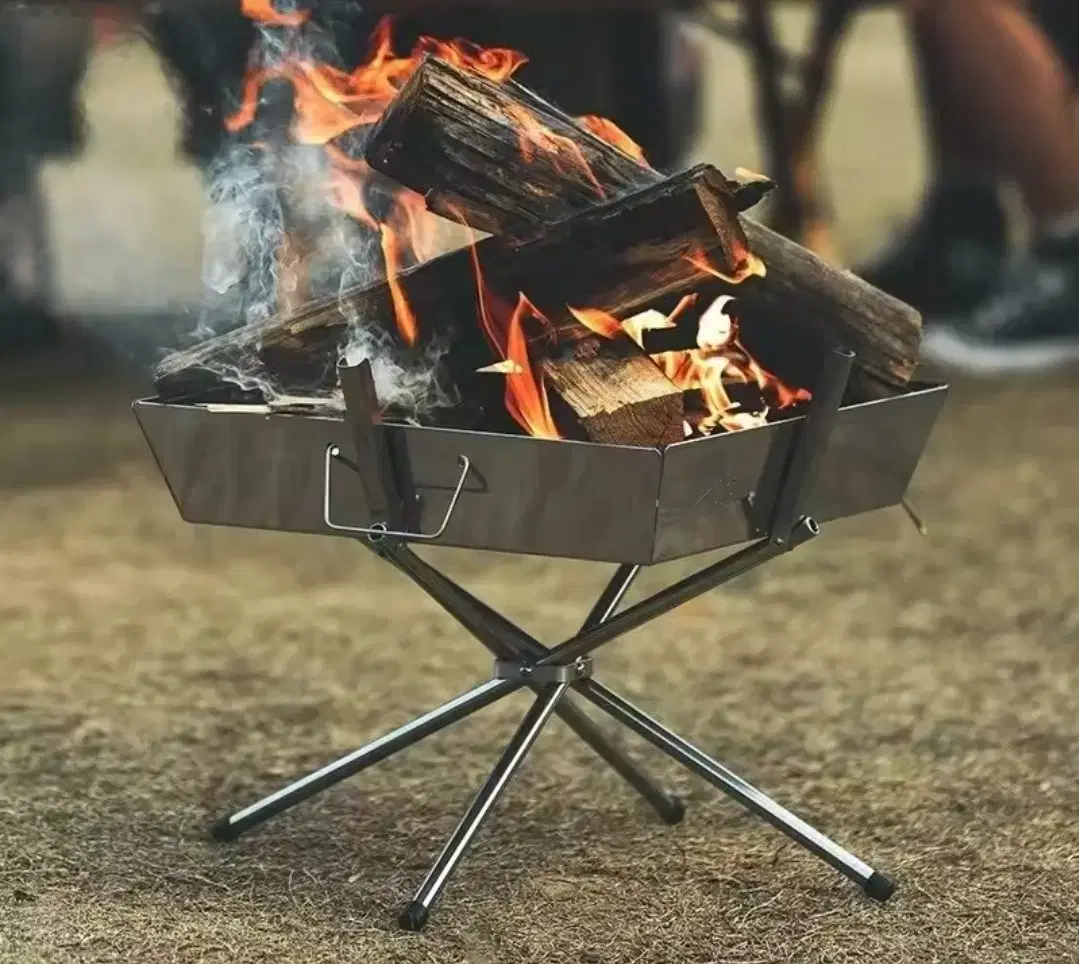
[[193, 5, 455, 415]]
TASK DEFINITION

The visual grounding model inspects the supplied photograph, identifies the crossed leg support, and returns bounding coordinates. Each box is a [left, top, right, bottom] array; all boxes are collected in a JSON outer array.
[[211, 519, 896, 931]]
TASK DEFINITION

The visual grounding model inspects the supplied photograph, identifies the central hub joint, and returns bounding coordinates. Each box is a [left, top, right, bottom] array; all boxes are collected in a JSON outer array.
[[493, 656, 594, 685]]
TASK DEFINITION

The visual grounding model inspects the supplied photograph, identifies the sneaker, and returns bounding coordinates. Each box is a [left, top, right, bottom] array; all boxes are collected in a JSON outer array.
[[856, 179, 1009, 317], [920, 232, 1079, 374]]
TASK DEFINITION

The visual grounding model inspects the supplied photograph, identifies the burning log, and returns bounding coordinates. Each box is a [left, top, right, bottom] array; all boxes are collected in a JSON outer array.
[[471, 162, 750, 339], [155, 163, 740, 443], [364, 54, 749, 275], [363, 56, 923, 397], [364, 54, 658, 239]]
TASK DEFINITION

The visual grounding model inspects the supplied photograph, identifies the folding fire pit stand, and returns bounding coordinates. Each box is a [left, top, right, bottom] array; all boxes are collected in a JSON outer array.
[[206, 346, 898, 931]]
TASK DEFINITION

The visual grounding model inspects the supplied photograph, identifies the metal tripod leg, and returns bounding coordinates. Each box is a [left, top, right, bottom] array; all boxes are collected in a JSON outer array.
[[577, 680, 896, 903], [211, 678, 518, 841], [438, 544, 895, 903], [379, 547, 684, 825], [399, 682, 570, 931], [542, 700, 684, 824], [488, 563, 684, 825], [211, 553, 672, 844]]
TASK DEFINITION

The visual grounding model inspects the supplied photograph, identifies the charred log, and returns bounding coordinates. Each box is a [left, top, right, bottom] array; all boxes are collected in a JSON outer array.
[[363, 56, 922, 396], [366, 55, 649, 238], [364, 55, 748, 274]]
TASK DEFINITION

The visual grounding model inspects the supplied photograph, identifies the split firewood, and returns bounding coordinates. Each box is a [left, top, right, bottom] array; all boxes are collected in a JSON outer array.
[[363, 55, 922, 396], [540, 335, 684, 447]]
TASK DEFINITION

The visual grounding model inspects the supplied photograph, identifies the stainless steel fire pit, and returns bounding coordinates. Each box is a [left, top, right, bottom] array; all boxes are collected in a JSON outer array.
[[133, 378, 944, 565], [133, 346, 947, 931]]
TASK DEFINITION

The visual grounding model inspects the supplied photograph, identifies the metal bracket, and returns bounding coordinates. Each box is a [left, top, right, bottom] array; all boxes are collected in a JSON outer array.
[[493, 657, 594, 685], [327, 358, 472, 543], [767, 345, 853, 546], [323, 445, 471, 542], [338, 359, 406, 530]]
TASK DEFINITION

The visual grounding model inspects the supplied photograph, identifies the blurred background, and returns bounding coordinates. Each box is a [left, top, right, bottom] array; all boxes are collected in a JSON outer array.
[[0, 3, 932, 328], [1, 4, 1076, 963]]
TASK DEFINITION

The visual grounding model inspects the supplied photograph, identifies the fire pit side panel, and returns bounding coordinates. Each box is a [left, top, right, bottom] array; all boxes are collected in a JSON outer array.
[[652, 383, 948, 562], [133, 401, 664, 564], [802, 382, 947, 524]]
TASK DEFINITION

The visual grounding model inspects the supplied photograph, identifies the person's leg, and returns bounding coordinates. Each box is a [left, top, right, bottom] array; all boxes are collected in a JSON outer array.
[[859, 0, 1079, 322], [913, 0, 1079, 372], [0, 6, 93, 353], [912, 0, 1079, 221], [0, 5, 92, 161], [857, 3, 1011, 317]]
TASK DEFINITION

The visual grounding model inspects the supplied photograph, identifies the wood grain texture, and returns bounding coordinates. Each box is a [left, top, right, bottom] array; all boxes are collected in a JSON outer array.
[[541, 335, 684, 447], [737, 217, 922, 398], [365, 56, 751, 273]]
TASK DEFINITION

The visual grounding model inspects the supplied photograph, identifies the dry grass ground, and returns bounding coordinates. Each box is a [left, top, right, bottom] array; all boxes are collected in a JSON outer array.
[[2, 10, 1078, 964]]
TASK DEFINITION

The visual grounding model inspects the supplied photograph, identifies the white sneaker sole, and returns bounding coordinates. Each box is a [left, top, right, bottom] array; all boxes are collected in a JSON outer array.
[[920, 325, 1079, 375]]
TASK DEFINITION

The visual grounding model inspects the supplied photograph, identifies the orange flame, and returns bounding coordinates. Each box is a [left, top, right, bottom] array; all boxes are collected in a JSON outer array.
[[464, 236, 559, 439], [241, 0, 311, 28], [581, 299, 810, 434], [668, 293, 699, 326], [506, 104, 607, 199], [227, 14, 530, 347], [227, 9, 808, 440], [502, 295, 561, 440], [380, 226, 418, 346], [228, 15, 526, 142], [567, 306, 623, 340], [685, 247, 768, 286], [578, 115, 652, 168]]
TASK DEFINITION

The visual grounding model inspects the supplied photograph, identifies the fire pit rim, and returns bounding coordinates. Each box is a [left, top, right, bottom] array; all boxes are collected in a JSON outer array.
[[134, 374, 947, 453]]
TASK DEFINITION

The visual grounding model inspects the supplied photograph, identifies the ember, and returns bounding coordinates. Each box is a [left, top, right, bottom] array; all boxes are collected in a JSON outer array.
[[158, 5, 923, 450]]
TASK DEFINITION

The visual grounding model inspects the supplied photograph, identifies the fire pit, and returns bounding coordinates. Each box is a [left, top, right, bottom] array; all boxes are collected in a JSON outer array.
[[134, 10, 946, 932]]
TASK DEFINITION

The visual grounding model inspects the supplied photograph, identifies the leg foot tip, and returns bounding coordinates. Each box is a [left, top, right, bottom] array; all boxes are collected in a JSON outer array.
[[864, 871, 897, 903], [398, 903, 430, 932], [661, 795, 687, 825], [210, 817, 242, 842]]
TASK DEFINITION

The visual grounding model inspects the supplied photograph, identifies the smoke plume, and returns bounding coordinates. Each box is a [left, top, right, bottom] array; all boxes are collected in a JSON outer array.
[[193, 4, 456, 414]]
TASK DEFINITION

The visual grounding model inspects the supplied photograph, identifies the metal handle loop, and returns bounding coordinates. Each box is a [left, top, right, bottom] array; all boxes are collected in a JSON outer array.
[[322, 444, 471, 542]]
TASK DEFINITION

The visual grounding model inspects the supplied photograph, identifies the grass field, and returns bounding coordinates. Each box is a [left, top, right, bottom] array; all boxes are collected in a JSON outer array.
[[2, 10, 1078, 963]]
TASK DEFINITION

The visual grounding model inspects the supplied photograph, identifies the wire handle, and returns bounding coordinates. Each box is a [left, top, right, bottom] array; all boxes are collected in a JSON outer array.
[[322, 444, 472, 542]]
